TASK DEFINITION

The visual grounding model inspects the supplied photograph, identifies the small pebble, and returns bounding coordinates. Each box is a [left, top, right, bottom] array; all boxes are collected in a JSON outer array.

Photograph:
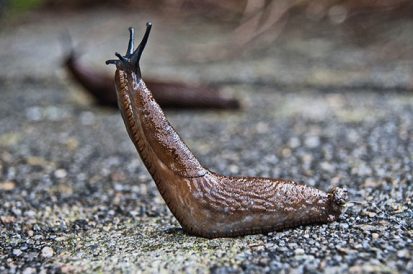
[[397, 249, 410, 259], [304, 136, 320, 148], [0, 181, 15, 191], [41, 247, 54, 258], [0, 215, 16, 224], [13, 249, 22, 256], [22, 268, 36, 274], [54, 169, 67, 179], [295, 248, 305, 255]]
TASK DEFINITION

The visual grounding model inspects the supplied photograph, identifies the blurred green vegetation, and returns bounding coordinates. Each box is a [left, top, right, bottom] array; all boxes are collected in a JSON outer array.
[[3, 0, 44, 17]]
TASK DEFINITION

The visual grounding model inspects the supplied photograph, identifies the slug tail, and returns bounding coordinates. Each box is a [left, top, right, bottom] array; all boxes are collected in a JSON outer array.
[[327, 187, 348, 221], [330, 187, 348, 206]]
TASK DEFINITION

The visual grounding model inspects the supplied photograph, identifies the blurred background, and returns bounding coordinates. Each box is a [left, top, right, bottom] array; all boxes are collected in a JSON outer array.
[[1, 0, 413, 89]]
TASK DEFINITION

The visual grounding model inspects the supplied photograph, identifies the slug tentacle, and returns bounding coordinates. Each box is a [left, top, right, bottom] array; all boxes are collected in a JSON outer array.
[[126, 27, 135, 56], [106, 23, 347, 238], [106, 22, 152, 78]]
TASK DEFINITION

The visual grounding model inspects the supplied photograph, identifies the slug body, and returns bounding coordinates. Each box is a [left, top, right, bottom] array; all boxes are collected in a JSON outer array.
[[65, 51, 240, 109], [106, 23, 347, 238], [65, 52, 118, 107]]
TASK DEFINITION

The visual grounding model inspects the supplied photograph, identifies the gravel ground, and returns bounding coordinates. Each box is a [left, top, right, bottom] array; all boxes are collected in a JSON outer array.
[[0, 8, 412, 274]]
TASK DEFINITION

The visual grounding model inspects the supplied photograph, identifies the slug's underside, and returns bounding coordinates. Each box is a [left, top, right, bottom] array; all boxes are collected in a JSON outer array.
[[106, 23, 348, 238]]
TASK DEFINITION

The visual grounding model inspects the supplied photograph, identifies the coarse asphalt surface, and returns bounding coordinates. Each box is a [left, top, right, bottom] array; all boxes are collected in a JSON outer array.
[[0, 9, 412, 274]]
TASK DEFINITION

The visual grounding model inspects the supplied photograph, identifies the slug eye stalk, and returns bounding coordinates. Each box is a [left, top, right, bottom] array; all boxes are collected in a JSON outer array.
[[106, 22, 152, 77], [126, 27, 135, 56]]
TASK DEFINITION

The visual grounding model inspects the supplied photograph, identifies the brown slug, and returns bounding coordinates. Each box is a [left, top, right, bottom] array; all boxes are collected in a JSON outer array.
[[65, 49, 240, 109], [106, 23, 348, 238]]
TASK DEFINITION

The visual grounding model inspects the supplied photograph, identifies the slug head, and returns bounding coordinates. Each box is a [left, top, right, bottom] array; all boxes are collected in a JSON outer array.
[[106, 22, 152, 78]]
